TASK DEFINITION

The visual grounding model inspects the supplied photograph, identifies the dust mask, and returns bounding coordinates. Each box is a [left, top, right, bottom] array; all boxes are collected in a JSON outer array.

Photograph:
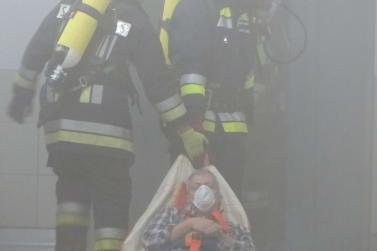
[[193, 185, 216, 212]]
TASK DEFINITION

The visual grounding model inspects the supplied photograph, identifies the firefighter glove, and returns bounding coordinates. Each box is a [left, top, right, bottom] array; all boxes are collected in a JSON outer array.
[[178, 127, 208, 161], [7, 86, 35, 123]]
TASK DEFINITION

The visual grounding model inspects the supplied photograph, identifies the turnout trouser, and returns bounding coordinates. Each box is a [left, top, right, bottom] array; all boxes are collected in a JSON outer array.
[[50, 153, 132, 251]]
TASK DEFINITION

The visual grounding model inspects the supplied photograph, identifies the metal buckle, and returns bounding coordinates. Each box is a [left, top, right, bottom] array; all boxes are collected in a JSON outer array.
[[79, 76, 89, 88], [57, 76, 89, 95]]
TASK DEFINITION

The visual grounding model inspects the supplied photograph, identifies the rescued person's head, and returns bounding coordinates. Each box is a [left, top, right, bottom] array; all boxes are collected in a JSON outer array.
[[186, 169, 221, 214]]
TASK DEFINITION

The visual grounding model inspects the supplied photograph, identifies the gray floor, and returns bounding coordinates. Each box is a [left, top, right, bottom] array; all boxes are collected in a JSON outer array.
[[0, 228, 54, 251]]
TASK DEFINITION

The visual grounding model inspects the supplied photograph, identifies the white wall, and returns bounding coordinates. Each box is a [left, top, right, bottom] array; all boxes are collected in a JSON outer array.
[[0, 0, 55, 69], [0, 0, 171, 229], [372, 0, 377, 242], [0, 1, 57, 228]]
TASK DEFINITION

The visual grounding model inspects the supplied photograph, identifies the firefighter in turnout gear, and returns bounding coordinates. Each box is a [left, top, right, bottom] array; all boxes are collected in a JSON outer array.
[[7, 0, 206, 251], [161, 0, 263, 199]]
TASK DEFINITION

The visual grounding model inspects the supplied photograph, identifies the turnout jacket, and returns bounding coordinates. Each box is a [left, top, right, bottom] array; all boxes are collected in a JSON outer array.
[[14, 0, 187, 159], [169, 0, 256, 134]]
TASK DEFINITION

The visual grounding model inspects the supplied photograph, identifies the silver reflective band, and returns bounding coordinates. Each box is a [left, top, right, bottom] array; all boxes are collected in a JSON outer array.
[[180, 74, 206, 86], [14, 74, 37, 89], [95, 228, 127, 240], [18, 65, 39, 81], [91, 85, 104, 104], [205, 110, 216, 121], [217, 17, 233, 29], [156, 94, 182, 113], [218, 112, 246, 122], [96, 35, 118, 61], [44, 119, 132, 140], [57, 202, 89, 215]]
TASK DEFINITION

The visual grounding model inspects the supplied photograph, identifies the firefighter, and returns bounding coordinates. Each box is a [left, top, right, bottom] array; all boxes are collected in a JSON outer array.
[[161, 0, 272, 199], [7, 0, 206, 251]]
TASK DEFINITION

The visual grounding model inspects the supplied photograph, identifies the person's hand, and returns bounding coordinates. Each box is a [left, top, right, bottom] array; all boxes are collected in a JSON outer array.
[[190, 217, 222, 237], [178, 127, 208, 161], [7, 86, 35, 123]]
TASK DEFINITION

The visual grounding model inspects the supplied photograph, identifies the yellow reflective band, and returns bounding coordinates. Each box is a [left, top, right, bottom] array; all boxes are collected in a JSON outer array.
[[180, 84, 206, 97], [161, 0, 180, 20], [95, 239, 123, 251], [244, 74, 256, 90], [44, 119, 132, 140], [80, 86, 92, 103], [220, 7, 232, 18], [238, 13, 249, 23], [56, 214, 89, 227], [222, 122, 248, 133], [203, 120, 216, 133], [46, 131, 134, 152], [156, 94, 182, 113], [13, 74, 37, 90], [19, 66, 39, 82], [160, 0, 180, 65], [161, 103, 187, 123], [160, 28, 171, 65]]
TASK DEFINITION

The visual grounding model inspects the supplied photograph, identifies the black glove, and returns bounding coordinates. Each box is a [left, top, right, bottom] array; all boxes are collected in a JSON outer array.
[[7, 85, 35, 123]]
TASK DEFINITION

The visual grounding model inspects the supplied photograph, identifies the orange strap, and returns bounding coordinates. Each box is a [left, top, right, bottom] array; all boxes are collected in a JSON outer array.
[[211, 210, 230, 233], [184, 211, 229, 251], [185, 233, 202, 251], [175, 183, 188, 211]]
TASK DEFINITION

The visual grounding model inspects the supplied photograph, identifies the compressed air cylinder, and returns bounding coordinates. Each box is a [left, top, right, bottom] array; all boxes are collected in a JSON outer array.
[[57, 0, 112, 68]]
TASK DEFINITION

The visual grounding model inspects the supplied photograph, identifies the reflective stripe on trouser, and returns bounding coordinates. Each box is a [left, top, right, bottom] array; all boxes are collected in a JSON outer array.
[[180, 74, 206, 97], [156, 94, 187, 123], [95, 228, 126, 251], [218, 112, 248, 133], [56, 202, 90, 227], [55, 202, 89, 251], [44, 119, 134, 153]]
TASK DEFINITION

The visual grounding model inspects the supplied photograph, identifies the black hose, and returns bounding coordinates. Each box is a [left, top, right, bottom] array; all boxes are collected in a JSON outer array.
[[263, 2, 308, 64]]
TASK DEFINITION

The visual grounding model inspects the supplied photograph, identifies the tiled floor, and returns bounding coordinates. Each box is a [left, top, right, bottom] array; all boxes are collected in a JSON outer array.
[[0, 228, 54, 251]]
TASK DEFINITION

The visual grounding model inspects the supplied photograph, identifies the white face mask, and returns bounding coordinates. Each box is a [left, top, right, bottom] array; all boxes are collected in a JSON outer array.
[[192, 185, 216, 213]]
